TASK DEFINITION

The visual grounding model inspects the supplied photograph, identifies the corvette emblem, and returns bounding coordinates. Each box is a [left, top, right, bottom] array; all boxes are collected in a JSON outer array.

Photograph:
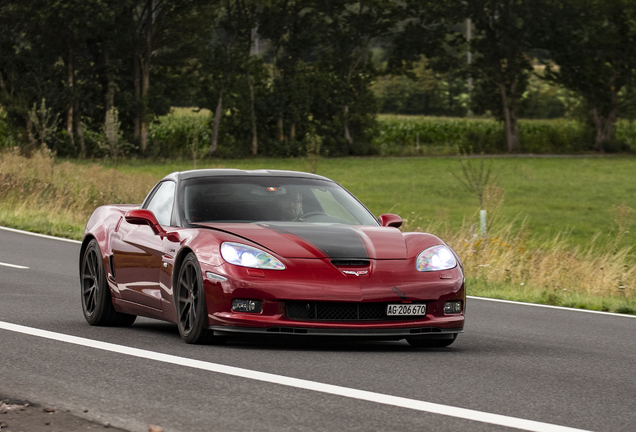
[[343, 270, 368, 276]]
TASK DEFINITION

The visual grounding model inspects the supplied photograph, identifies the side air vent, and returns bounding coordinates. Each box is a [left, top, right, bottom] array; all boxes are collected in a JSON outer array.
[[331, 260, 370, 267], [109, 255, 116, 279]]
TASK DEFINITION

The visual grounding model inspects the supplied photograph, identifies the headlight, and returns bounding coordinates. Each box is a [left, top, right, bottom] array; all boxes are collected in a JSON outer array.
[[221, 242, 285, 270], [416, 245, 457, 272]]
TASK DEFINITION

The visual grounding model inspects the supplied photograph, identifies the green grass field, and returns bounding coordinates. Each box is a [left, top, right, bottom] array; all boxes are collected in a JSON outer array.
[[110, 155, 636, 249]]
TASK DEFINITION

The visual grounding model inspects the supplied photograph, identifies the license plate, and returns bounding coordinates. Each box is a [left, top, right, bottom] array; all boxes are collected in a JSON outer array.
[[386, 304, 426, 316]]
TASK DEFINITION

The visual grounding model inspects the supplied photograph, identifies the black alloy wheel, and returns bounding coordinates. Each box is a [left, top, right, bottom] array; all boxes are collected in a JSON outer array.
[[175, 253, 224, 344], [80, 239, 136, 326]]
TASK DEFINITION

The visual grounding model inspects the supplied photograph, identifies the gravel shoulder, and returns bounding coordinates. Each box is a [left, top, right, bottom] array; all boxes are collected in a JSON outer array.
[[0, 397, 132, 432]]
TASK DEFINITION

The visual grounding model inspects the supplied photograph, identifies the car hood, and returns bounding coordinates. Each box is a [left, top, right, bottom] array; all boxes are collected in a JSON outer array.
[[196, 222, 408, 259]]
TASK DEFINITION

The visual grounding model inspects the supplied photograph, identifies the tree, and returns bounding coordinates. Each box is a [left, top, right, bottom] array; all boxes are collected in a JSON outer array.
[[381, 1, 467, 117], [1, 0, 128, 157], [236, 0, 261, 155], [128, 0, 208, 154], [535, 0, 636, 151], [27, 0, 121, 157], [28, 98, 60, 151], [258, 0, 322, 147], [198, 0, 262, 156], [101, 106, 123, 167], [0, 1, 61, 149], [316, 0, 399, 149], [465, 0, 534, 153]]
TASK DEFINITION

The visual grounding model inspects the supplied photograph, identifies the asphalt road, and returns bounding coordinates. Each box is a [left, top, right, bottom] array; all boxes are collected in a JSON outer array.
[[1, 226, 635, 432]]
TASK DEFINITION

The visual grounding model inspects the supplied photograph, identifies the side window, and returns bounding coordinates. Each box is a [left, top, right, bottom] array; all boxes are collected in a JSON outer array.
[[145, 181, 176, 226]]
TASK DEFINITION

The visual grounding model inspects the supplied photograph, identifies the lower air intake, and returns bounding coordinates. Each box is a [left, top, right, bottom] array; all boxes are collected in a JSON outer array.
[[286, 301, 424, 321]]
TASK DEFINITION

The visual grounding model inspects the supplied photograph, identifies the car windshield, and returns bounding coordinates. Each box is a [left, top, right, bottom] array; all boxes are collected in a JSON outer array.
[[179, 176, 379, 226]]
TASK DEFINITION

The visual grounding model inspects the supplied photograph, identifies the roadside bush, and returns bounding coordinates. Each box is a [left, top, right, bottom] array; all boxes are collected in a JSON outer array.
[[148, 108, 213, 159], [0, 108, 19, 149], [616, 119, 636, 153]]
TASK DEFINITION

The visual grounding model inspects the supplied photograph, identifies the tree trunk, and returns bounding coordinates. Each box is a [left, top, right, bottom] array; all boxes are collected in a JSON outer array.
[[103, 49, 115, 126], [133, 54, 141, 142], [73, 98, 86, 158], [343, 104, 353, 146], [590, 106, 617, 152], [274, 58, 284, 142], [209, 88, 223, 156], [499, 83, 519, 152], [25, 117, 36, 153], [342, 49, 365, 148], [247, 69, 258, 155], [0, 70, 5, 92], [140, 62, 149, 154], [139, 0, 153, 154], [278, 118, 284, 142], [245, 23, 258, 155], [66, 43, 75, 152]]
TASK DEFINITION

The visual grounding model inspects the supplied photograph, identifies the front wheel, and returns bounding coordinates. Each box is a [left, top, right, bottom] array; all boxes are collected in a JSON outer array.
[[175, 253, 225, 344], [407, 333, 457, 348], [80, 239, 136, 327]]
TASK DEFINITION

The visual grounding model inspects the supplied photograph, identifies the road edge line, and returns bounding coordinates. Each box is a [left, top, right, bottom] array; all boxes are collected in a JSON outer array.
[[467, 296, 636, 319], [0, 225, 82, 244]]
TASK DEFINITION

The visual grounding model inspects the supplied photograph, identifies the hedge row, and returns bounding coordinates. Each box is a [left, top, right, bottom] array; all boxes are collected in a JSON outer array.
[[373, 115, 636, 156], [144, 111, 636, 158]]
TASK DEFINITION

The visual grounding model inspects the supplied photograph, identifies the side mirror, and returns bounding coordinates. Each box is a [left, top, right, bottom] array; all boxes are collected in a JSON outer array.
[[125, 209, 181, 242], [378, 213, 403, 228]]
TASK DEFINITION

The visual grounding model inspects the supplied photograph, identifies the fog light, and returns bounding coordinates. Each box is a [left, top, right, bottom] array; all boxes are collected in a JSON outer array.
[[444, 301, 462, 314], [232, 299, 262, 313]]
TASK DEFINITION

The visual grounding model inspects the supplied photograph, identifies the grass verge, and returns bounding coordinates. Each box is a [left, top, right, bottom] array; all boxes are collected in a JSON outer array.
[[467, 278, 636, 315]]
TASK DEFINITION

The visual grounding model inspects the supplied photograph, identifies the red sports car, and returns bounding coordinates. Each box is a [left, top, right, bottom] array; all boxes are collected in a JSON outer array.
[[80, 169, 465, 347]]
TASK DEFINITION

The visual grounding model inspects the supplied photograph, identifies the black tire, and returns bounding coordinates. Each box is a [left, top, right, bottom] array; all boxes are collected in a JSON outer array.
[[407, 333, 457, 348], [175, 253, 225, 344], [80, 239, 136, 327]]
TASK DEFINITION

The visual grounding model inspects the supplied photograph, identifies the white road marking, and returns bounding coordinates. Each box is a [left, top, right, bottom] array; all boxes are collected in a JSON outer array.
[[467, 296, 636, 319], [0, 225, 82, 244], [0, 321, 592, 432], [0, 262, 29, 269]]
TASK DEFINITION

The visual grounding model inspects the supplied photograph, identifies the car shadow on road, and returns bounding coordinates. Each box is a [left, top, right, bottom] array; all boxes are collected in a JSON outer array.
[[127, 320, 466, 353]]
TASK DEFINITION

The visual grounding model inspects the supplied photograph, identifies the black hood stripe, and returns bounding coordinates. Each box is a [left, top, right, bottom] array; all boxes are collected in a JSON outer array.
[[258, 223, 369, 259]]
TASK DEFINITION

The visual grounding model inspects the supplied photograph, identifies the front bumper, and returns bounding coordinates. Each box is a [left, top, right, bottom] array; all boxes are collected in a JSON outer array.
[[201, 257, 466, 338], [208, 324, 463, 338]]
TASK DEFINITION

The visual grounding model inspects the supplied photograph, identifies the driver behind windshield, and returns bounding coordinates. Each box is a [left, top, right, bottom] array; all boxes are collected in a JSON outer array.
[[276, 191, 303, 220]]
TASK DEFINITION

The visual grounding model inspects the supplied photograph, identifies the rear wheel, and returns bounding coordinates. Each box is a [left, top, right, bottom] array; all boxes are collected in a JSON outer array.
[[80, 239, 136, 327], [407, 333, 457, 348], [175, 253, 226, 344]]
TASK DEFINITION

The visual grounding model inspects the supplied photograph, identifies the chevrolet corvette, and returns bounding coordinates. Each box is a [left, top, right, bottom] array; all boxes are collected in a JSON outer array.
[[80, 169, 465, 347]]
